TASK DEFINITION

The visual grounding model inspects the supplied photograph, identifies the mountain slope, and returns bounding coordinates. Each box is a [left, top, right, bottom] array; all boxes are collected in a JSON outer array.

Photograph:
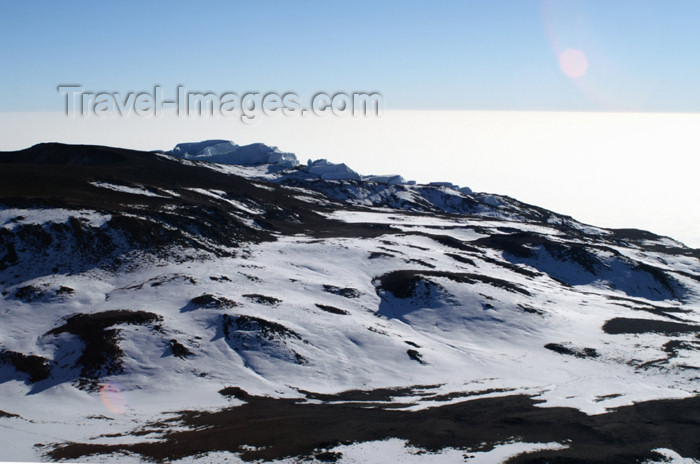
[[0, 142, 699, 463]]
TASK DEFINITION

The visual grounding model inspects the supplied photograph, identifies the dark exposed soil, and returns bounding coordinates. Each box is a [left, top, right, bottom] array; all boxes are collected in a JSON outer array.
[[603, 294, 692, 321], [406, 348, 425, 364], [44, 310, 162, 388], [376, 269, 531, 299], [663, 339, 700, 356], [444, 252, 476, 266], [473, 256, 539, 281], [369, 251, 394, 259], [602, 317, 700, 335], [473, 231, 546, 258], [168, 339, 193, 359], [544, 343, 599, 359], [218, 386, 253, 401], [189, 294, 239, 309], [0, 143, 408, 280], [14, 284, 46, 302], [222, 314, 300, 342], [221, 314, 306, 365], [473, 232, 686, 300], [322, 285, 361, 299], [478, 232, 603, 271], [14, 284, 75, 302], [242, 294, 282, 306], [315, 304, 349, 315], [405, 258, 436, 268], [46, 310, 163, 337], [424, 234, 482, 253], [632, 338, 700, 371], [611, 228, 700, 259], [0, 239, 19, 269], [45, 391, 700, 464], [518, 304, 545, 316], [56, 286, 75, 296], [543, 241, 605, 275], [0, 349, 52, 382], [0, 409, 21, 419]]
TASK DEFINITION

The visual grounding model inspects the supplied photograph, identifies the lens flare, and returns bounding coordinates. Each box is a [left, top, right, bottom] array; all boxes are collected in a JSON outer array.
[[559, 48, 588, 79], [99, 383, 127, 414]]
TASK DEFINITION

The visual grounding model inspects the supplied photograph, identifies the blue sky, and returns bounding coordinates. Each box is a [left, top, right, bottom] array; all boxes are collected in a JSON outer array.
[[2, 0, 700, 113]]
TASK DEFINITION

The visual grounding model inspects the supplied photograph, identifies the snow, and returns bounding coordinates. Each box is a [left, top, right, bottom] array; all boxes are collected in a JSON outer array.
[[167, 140, 422, 187], [2, 141, 699, 462], [14, 222, 693, 410], [161, 141, 491, 215], [644, 449, 700, 464], [70, 439, 568, 464], [185, 188, 265, 215], [319, 439, 566, 464], [0, 207, 111, 229], [2, 207, 697, 419], [89, 181, 168, 198]]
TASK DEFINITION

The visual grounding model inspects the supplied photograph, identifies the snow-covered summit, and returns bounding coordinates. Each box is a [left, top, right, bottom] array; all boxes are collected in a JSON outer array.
[[168, 139, 299, 169], [163, 141, 490, 215], [167, 140, 411, 185]]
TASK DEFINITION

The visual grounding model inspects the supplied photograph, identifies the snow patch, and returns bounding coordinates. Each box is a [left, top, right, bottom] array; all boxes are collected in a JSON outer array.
[[0, 207, 111, 229], [90, 182, 168, 198], [644, 449, 700, 464]]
